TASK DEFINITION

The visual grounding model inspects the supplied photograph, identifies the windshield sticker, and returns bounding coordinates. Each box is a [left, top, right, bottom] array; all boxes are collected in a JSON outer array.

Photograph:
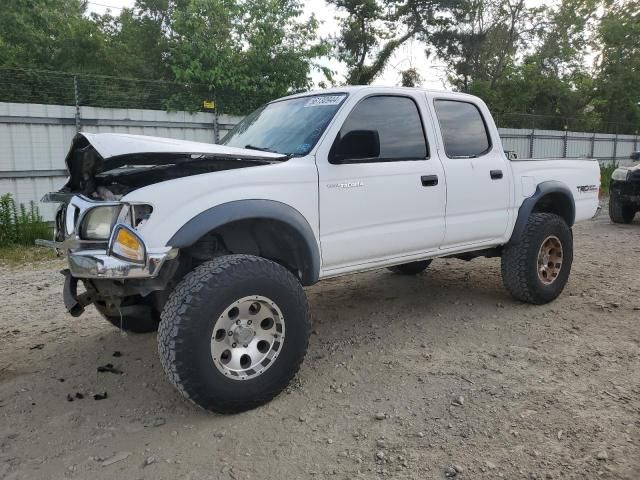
[[304, 95, 345, 107]]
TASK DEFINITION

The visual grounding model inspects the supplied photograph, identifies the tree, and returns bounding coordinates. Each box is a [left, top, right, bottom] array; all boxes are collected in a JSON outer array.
[[532, 0, 597, 77], [329, 0, 387, 84], [400, 67, 422, 86], [592, 0, 640, 129], [95, 0, 178, 81], [168, 0, 329, 112], [330, 0, 461, 85], [485, 0, 598, 122], [437, 0, 600, 131], [432, 0, 542, 92], [0, 0, 109, 72]]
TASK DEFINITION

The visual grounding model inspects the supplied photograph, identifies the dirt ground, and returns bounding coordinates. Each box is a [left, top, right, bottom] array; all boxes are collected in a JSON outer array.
[[1, 206, 639, 480]]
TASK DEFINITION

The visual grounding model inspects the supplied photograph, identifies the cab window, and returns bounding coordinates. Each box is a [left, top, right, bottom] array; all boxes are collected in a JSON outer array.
[[330, 96, 428, 164], [434, 100, 491, 158]]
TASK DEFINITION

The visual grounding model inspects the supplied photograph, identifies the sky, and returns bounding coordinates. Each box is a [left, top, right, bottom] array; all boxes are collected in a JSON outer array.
[[84, 0, 451, 89]]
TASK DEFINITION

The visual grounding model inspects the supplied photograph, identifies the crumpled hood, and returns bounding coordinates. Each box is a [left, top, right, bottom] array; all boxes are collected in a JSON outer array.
[[60, 132, 287, 197], [67, 132, 286, 163]]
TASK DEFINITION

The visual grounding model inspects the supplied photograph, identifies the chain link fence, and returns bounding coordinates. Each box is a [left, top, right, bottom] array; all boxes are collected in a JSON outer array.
[[3, 67, 639, 136], [0, 67, 273, 115], [494, 112, 639, 136]]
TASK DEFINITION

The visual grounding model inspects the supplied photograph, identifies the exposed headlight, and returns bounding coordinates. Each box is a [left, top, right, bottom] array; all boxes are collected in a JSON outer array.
[[108, 224, 146, 264], [132, 204, 153, 227], [611, 168, 630, 181], [80, 206, 122, 240]]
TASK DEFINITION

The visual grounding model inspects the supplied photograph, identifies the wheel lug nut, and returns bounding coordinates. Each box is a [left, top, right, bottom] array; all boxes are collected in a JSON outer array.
[[228, 331, 233, 336], [232, 343, 237, 348], [236, 320, 241, 325], [243, 344, 248, 348], [247, 320, 252, 325]]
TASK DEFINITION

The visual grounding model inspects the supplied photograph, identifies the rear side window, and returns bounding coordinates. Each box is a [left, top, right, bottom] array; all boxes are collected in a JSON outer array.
[[434, 100, 491, 158], [334, 95, 428, 162]]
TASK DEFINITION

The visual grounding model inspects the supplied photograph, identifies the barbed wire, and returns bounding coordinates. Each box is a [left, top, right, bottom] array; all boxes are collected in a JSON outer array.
[[1, 67, 638, 135], [494, 112, 639, 136], [0, 67, 270, 115]]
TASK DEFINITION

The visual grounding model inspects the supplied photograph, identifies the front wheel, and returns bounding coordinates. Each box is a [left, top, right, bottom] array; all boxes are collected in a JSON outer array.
[[501, 213, 573, 305], [158, 254, 311, 413]]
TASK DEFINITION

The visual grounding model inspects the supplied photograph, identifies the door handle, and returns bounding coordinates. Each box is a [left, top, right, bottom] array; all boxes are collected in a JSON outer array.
[[490, 169, 503, 180], [421, 175, 438, 187]]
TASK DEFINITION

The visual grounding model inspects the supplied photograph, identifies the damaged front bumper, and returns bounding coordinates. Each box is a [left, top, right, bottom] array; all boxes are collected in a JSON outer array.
[[64, 247, 175, 279], [38, 193, 179, 316], [62, 269, 94, 317], [40, 243, 177, 317], [38, 193, 177, 279]]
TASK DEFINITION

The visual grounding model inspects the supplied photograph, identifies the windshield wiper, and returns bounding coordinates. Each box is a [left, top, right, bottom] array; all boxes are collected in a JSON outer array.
[[244, 144, 277, 153], [243, 144, 293, 161]]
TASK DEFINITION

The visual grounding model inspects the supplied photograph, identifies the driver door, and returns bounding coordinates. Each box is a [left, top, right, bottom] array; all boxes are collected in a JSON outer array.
[[316, 93, 446, 272]]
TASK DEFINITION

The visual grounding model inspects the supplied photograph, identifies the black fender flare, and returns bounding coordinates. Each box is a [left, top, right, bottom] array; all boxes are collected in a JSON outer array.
[[167, 200, 320, 285], [508, 180, 575, 246]]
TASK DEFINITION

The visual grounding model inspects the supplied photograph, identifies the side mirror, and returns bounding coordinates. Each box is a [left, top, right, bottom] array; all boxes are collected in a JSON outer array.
[[330, 130, 380, 163], [630, 151, 640, 161]]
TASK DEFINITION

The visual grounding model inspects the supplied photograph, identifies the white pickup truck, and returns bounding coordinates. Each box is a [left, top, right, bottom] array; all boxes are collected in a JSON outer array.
[[40, 86, 600, 413]]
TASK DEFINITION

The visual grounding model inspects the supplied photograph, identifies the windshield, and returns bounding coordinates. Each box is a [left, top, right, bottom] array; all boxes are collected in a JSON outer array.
[[221, 93, 347, 156]]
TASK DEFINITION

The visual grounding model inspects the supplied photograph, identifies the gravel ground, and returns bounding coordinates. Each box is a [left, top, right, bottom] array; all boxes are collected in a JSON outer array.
[[1, 207, 639, 480]]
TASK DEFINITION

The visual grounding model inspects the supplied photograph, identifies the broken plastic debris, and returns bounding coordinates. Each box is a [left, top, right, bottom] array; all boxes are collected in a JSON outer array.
[[97, 363, 123, 374]]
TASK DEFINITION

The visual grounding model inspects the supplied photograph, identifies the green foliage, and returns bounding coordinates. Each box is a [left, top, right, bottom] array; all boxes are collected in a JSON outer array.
[[0, 0, 110, 72], [454, 0, 638, 134], [0, 0, 330, 114], [0, 0, 638, 125], [169, 0, 329, 113], [599, 161, 618, 195], [0, 245, 57, 265], [432, 0, 541, 92], [0, 194, 51, 247], [400, 68, 423, 87], [330, 0, 462, 85], [592, 0, 640, 128], [329, 0, 387, 84], [95, 0, 174, 81]]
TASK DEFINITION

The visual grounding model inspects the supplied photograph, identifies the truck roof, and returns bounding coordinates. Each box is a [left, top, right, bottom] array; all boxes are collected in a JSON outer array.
[[277, 85, 477, 102]]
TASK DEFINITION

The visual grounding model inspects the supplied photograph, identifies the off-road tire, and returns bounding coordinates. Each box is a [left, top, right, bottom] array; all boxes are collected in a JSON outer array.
[[609, 195, 636, 224], [158, 254, 311, 413], [501, 213, 573, 305], [387, 260, 432, 275], [95, 302, 160, 333]]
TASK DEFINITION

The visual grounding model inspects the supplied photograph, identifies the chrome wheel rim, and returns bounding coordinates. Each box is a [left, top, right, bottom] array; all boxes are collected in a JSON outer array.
[[537, 235, 563, 285], [211, 295, 285, 380]]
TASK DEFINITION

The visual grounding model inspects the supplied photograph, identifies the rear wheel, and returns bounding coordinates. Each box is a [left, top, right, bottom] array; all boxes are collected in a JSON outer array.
[[501, 213, 573, 305], [387, 260, 432, 275], [609, 194, 636, 223], [158, 254, 311, 413]]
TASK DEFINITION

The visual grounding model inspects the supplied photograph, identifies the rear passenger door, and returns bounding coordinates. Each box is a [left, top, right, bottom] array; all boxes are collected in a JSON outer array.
[[432, 98, 511, 247], [316, 93, 446, 271]]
